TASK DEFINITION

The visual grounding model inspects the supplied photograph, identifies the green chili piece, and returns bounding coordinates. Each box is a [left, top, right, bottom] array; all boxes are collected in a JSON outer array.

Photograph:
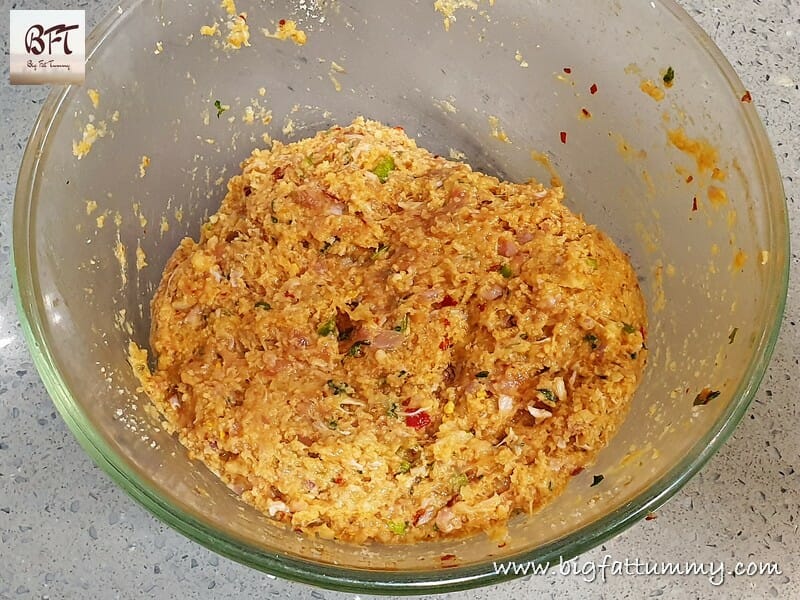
[[318, 318, 337, 337], [372, 156, 396, 183]]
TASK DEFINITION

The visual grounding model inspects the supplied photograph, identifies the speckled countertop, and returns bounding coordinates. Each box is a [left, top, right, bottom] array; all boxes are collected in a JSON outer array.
[[1, 1, 798, 599]]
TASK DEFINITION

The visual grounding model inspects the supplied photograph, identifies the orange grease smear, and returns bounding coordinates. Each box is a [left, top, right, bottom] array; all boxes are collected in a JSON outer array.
[[708, 186, 728, 206], [667, 128, 719, 174], [640, 80, 665, 101], [733, 250, 747, 271], [711, 167, 727, 181], [530, 151, 563, 188]]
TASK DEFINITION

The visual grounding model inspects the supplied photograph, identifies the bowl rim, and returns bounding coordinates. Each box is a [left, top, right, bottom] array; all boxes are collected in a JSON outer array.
[[12, 0, 790, 594]]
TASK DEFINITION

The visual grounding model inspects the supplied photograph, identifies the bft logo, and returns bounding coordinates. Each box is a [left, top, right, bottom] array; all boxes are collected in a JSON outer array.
[[10, 10, 85, 84], [25, 23, 80, 56]]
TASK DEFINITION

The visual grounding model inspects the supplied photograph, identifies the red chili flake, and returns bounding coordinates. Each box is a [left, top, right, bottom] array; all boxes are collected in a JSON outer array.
[[488, 264, 501, 272], [272, 166, 285, 180], [590, 83, 598, 95], [570, 466, 584, 476], [333, 476, 344, 485], [412, 509, 427, 526], [563, 67, 572, 74], [284, 290, 296, 299], [645, 512, 657, 521], [741, 90, 753, 103], [442, 318, 451, 327], [439, 336, 452, 351], [691, 197, 698, 211], [581, 108, 591, 118], [405, 411, 431, 429], [394, 125, 405, 131], [560, 131, 568, 144], [440, 554, 457, 561], [640, 325, 647, 341], [434, 294, 458, 309], [478, 303, 486, 312], [278, 18, 286, 26]]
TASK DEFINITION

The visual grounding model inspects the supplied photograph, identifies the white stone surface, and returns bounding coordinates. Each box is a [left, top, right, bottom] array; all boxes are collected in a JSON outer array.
[[0, 1, 797, 599]]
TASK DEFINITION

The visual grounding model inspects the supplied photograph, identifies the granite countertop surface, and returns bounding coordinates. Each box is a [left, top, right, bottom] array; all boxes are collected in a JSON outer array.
[[1, 1, 797, 598]]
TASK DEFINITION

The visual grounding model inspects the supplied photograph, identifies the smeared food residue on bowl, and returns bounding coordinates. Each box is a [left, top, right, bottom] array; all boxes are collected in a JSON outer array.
[[263, 19, 308, 45], [72, 120, 108, 159], [434, 0, 495, 32]]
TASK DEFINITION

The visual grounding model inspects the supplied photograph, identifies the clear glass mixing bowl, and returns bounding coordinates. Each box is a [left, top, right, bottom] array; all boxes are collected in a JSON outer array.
[[13, 0, 788, 594]]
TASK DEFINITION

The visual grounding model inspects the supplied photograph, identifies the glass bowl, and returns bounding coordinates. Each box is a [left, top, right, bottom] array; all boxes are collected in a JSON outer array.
[[13, 0, 788, 594]]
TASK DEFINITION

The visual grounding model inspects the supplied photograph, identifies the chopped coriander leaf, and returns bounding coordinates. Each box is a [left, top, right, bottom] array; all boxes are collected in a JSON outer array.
[[346, 340, 371, 358], [387, 520, 407, 535], [622, 322, 637, 334], [327, 419, 339, 430], [475, 370, 490, 379], [537, 389, 556, 403], [387, 402, 399, 418], [394, 313, 410, 333], [451, 473, 468, 490], [320, 236, 339, 253], [397, 370, 408, 377], [326, 380, 354, 396], [213, 99, 229, 118], [586, 257, 598, 269], [583, 333, 599, 349], [255, 301, 272, 310], [337, 327, 354, 342], [372, 243, 390, 260], [693, 388, 721, 406], [499, 264, 514, 279], [397, 460, 412, 474], [317, 318, 337, 337], [663, 66, 675, 85], [372, 155, 396, 183], [591, 474, 604, 487]]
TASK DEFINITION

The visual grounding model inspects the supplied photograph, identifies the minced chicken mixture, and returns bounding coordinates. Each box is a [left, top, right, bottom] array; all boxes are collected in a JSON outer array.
[[131, 117, 647, 544]]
